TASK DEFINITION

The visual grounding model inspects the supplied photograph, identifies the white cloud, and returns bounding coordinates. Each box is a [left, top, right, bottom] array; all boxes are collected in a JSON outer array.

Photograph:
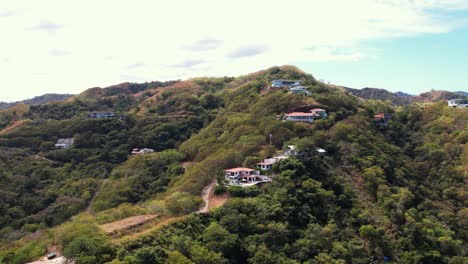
[[0, 0, 467, 101]]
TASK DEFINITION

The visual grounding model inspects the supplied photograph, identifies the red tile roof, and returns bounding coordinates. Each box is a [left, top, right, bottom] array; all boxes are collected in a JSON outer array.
[[224, 167, 256, 173], [257, 162, 274, 165], [285, 112, 315, 117]]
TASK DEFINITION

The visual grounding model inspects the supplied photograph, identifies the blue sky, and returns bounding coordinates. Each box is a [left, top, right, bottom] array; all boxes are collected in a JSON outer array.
[[1, 0, 468, 102], [300, 23, 468, 94]]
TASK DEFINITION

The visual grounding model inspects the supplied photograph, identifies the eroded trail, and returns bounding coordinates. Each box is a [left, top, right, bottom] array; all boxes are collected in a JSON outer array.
[[198, 179, 218, 213], [198, 178, 228, 213], [0, 120, 25, 134]]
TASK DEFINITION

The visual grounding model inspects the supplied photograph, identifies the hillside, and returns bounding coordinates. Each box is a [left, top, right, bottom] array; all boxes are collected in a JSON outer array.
[[344, 87, 412, 105], [0, 66, 466, 264], [0, 94, 74, 110]]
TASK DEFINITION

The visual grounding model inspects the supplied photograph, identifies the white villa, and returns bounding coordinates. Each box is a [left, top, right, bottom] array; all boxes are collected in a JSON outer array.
[[272, 80, 302, 88], [224, 167, 271, 186], [131, 148, 155, 155], [284, 112, 315, 123], [448, 99, 468, 108], [55, 138, 74, 149]]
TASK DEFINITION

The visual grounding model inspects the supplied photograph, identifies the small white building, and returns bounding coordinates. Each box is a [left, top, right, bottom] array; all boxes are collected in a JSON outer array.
[[448, 99, 468, 108], [55, 138, 74, 149], [131, 148, 155, 155], [257, 160, 274, 171], [284, 112, 315, 123], [316, 148, 327, 154], [310, 108, 328, 118]]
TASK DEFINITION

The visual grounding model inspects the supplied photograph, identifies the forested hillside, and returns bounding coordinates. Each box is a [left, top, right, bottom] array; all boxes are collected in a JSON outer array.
[[0, 66, 466, 264]]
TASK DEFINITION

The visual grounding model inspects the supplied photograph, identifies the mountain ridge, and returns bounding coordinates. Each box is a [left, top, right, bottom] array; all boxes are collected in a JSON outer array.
[[0, 65, 466, 264]]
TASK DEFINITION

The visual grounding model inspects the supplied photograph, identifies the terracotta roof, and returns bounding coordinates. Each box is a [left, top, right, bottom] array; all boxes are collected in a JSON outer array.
[[285, 112, 315, 117], [374, 113, 385, 119], [224, 167, 256, 173]]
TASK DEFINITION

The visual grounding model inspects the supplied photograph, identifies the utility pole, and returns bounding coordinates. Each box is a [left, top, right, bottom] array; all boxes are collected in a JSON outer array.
[[269, 133, 272, 145]]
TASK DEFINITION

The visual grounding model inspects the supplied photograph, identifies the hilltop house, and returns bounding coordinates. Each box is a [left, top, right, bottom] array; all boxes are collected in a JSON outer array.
[[290, 86, 311, 96], [224, 167, 271, 186], [131, 148, 155, 155], [271, 80, 302, 88], [284, 112, 315, 123], [310, 108, 328, 118], [448, 99, 468, 108], [88, 111, 115, 118], [54, 138, 74, 149]]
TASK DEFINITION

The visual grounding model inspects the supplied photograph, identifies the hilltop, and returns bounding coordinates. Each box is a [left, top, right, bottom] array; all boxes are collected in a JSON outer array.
[[0, 65, 466, 264], [0, 94, 74, 111]]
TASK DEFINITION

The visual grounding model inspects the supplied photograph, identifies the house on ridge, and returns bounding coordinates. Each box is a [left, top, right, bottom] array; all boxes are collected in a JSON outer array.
[[272, 80, 302, 88]]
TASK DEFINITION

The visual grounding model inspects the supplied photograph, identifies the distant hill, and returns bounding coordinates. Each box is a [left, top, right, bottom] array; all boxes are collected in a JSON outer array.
[[394, 91, 413, 98], [418, 90, 466, 101], [344, 87, 411, 105], [345, 87, 467, 104], [0, 93, 74, 110], [79, 81, 179, 99]]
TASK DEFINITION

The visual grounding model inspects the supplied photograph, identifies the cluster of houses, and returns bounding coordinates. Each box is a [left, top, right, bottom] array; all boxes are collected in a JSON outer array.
[[283, 108, 328, 123], [447, 99, 468, 108], [224, 145, 326, 187], [271, 80, 312, 96]]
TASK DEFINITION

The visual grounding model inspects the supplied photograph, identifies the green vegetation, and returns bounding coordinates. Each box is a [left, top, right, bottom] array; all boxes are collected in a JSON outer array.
[[0, 66, 466, 263]]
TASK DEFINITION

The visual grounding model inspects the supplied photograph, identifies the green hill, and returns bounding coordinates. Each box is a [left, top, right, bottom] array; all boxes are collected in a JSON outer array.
[[0, 66, 466, 264]]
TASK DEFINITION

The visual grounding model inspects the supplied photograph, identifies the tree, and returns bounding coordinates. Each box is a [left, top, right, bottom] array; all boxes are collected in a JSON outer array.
[[165, 192, 204, 216], [134, 246, 167, 264]]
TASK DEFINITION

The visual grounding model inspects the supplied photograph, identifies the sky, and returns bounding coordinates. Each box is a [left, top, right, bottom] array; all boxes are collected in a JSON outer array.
[[1, 0, 468, 102]]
